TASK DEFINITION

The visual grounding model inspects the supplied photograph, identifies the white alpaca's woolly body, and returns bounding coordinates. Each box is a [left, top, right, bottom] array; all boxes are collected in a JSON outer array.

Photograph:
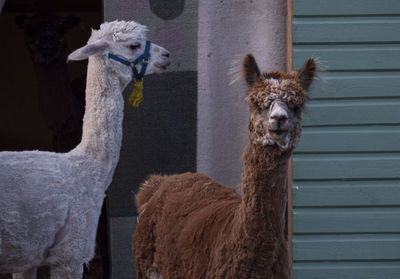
[[0, 20, 169, 278], [0, 46, 123, 277]]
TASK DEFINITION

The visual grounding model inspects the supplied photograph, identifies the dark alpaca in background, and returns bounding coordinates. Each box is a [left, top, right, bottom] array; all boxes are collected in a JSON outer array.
[[17, 13, 85, 152]]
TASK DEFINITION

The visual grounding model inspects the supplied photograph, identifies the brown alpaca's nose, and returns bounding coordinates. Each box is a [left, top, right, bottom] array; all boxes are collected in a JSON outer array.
[[272, 114, 288, 126], [269, 101, 289, 132], [269, 114, 289, 132]]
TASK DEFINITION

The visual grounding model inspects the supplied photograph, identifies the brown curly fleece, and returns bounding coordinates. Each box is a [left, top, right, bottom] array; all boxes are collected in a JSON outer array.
[[133, 54, 317, 279]]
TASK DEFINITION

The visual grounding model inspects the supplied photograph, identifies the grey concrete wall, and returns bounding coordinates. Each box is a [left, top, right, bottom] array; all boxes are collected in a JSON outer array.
[[104, 1, 198, 278], [103, 0, 287, 277], [197, 0, 287, 187]]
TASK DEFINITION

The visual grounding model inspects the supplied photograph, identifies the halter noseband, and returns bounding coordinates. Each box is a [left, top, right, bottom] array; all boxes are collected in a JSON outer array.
[[107, 40, 151, 81]]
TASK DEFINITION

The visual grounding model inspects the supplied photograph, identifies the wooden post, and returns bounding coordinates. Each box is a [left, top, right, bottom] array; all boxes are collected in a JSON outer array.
[[286, 0, 294, 278]]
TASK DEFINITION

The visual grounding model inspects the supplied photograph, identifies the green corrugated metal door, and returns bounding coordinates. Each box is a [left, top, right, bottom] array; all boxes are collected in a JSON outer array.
[[291, 1, 400, 278]]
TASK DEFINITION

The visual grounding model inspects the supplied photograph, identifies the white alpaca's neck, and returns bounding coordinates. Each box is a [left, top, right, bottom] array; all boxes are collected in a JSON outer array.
[[74, 55, 125, 188]]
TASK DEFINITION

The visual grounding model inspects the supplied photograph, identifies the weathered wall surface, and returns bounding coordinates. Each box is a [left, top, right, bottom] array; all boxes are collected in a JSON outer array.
[[104, 1, 198, 278], [103, 0, 286, 277], [197, 0, 287, 187]]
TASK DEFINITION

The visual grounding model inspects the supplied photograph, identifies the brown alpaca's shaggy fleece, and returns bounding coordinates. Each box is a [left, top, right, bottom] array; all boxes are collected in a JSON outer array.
[[133, 149, 290, 279], [133, 146, 293, 279], [133, 54, 316, 279], [134, 173, 242, 278]]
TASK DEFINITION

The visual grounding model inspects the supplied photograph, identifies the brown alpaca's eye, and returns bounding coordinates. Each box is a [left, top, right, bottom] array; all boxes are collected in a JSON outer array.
[[129, 44, 141, 50]]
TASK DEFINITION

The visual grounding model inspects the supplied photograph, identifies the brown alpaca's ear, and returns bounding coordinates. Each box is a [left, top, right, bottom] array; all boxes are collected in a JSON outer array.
[[243, 54, 261, 88], [297, 58, 317, 91]]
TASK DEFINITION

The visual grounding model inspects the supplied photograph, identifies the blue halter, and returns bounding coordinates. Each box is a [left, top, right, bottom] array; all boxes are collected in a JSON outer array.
[[107, 40, 151, 81]]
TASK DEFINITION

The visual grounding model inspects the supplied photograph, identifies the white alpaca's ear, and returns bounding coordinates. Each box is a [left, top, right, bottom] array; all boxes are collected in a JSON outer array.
[[68, 40, 110, 61]]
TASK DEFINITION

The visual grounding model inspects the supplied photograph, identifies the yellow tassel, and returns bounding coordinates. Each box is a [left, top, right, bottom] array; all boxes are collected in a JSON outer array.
[[128, 81, 144, 107]]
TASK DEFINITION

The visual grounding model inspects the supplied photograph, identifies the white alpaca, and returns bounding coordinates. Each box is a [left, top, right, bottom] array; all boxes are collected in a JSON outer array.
[[0, 20, 170, 279]]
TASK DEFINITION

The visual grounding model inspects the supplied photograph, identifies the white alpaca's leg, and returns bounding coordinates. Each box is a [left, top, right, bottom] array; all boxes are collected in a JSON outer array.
[[12, 267, 37, 279]]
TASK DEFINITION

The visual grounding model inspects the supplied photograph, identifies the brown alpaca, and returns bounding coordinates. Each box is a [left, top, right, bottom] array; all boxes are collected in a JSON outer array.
[[133, 54, 317, 279]]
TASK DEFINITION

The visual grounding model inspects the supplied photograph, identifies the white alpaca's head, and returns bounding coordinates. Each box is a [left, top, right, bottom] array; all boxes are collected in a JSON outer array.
[[67, 20, 170, 85]]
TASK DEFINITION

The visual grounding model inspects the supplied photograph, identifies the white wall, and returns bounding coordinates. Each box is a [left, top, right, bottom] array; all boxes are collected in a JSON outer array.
[[197, 0, 287, 187]]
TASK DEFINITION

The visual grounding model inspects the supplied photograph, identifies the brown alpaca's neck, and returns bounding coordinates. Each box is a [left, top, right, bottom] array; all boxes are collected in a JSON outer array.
[[239, 144, 291, 228], [232, 143, 291, 274]]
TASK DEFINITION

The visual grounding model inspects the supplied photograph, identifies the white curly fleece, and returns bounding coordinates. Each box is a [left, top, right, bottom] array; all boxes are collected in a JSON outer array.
[[0, 20, 145, 278]]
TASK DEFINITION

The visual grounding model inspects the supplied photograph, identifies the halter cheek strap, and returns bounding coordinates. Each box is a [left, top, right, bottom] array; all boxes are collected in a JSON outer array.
[[106, 41, 152, 107], [107, 40, 151, 81]]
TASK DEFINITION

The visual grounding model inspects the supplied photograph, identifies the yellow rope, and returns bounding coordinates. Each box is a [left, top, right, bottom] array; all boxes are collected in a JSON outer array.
[[128, 81, 144, 107]]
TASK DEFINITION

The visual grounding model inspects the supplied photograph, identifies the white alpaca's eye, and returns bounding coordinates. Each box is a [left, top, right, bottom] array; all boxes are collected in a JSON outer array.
[[129, 44, 141, 50]]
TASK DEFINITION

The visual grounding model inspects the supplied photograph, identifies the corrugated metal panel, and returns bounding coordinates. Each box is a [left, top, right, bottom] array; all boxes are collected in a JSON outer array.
[[307, 72, 400, 99], [292, 0, 400, 277], [294, 262, 400, 279], [293, 0, 400, 16], [294, 208, 400, 233], [294, 180, 400, 206], [294, 234, 400, 260], [302, 99, 400, 126], [293, 17, 400, 44], [294, 45, 400, 70], [298, 127, 400, 152]]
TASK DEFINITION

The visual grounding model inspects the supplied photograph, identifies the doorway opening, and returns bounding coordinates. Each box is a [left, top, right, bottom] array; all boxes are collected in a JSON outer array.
[[0, 0, 106, 278]]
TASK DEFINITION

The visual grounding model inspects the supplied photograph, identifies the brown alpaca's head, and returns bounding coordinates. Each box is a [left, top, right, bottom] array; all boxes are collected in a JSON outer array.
[[242, 54, 317, 151]]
